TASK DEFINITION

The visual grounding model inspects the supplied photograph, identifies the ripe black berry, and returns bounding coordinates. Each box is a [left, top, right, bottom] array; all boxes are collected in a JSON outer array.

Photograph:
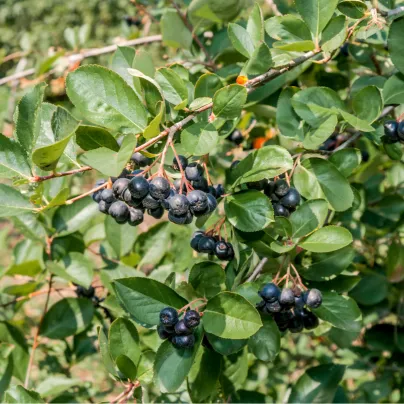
[[160, 307, 178, 326], [264, 181, 275, 197], [288, 314, 304, 333], [206, 193, 218, 213], [112, 178, 130, 198], [172, 155, 188, 171], [142, 194, 160, 210], [169, 194, 190, 216], [215, 184, 225, 198], [280, 188, 301, 208], [279, 288, 295, 308], [259, 283, 280, 303], [190, 232, 204, 251], [247, 179, 268, 190], [128, 207, 143, 226], [184, 310, 200, 328], [157, 324, 174, 340], [294, 294, 305, 309], [227, 129, 244, 145], [215, 240, 229, 260], [273, 203, 290, 217], [173, 179, 187, 194], [187, 190, 208, 212], [150, 177, 171, 200], [131, 152, 152, 167], [274, 179, 290, 197], [304, 289, 323, 309], [302, 309, 319, 330], [108, 201, 130, 223], [172, 334, 195, 349], [398, 121, 404, 141], [128, 176, 149, 199], [198, 236, 216, 253], [99, 200, 111, 214], [185, 163, 203, 181], [226, 243, 235, 260], [192, 177, 209, 192], [148, 206, 164, 219], [174, 320, 193, 335], [100, 189, 116, 204], [168, 210, 193, 225], [265, 300, 281, 313], [384, 120, 399, 143]]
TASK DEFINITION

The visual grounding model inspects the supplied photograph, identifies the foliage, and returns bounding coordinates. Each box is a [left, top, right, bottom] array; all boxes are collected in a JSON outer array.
[[0, 0, 404, 402]]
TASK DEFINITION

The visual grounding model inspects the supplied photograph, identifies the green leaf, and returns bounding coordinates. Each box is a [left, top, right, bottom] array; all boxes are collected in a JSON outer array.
[[206, 333, 248, 356], [66, 65, 148, 133], [292, 87, 344, 127], [189, 261, 226, 299], [295, 0, 339, 41], [0, 184, 34, 217], [52, 197, 99, 237], [383, 73, 404, 104], [276, 87, 304, 141], [43, 188, 70, 210], [115, 355, 137, 381], [337, 0, 367, 19], [0, 134, 31, 179], [247, 3, 264, 46], [47, 252, 94, 288], [36, 376, 81, 398], [143, 101, 165, 140], [339, 110, 375, 132], [75, 125, 119, 151], [111, 46, 136, 87], [329, 149, 361, 177], [349, 274, 389, 306], [303, 115, 338, 150], [265, 15, 312, 43], [225, 191, 274, 232], [352, 86, 383, 123], [321, 16, 347, 53], [155, 67, 188, 107], [98, 327, 119, 377], [213, 84, 247, 120], [298, 226, 353, 252], [189, 97, 212, 111], [230, 145, 293, 187], [289, 364, 345, 403], [313, 292, 362, 332], [228, 23, 254, 58], [290, 199, 328, 238], [113, 277, 187, 327], [161, 9, 192, 49], [203, 292, 262, 339], [108, 318, 141, 366], [181, 122, 218, 156], [248, 316, 280, 362], [32, 106, 79, 171], [105, 215, 137, 258], [245, 43, 273, 75], [4, 386, 44, 403], [14, 83, 46, 156], [273, 40, 315, 52], [154, 327, 202, 393], [0, 355, 13, 401], [220, 348, 249, 396], [300, 158, 354, 212], [195, 73, 223, 99], [80, 134, 137, 177], [188, 348, 222, 403], [40, 298, 94, 339]]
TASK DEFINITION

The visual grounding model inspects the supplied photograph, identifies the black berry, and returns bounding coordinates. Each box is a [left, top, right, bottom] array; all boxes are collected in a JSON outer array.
[[99, 200, 111, 214], [191, 232, 204, 251], [304, 289, 323, 309], [247, 179, 268, 190], [288, 314, 304, 333], [174, 320, 193, 335], [259, 283, 280, 303], [168, 211, 192, 225], [227, 129, 244, 145], [128, 176, 149, 199], [108, 201, 130, 223], [279, 288, 295, 308], [142, 194, 161, 210], [185, 163, 203, 181], [274, 180, 290, 197], [383, 120, 399, 143], [184, 310, 200, 328], [273, 203, 290, 217], [100, 189, 116, 204], [112, 178, 130, 198], [128, 207, 144, 226], [397, 121, 404, 141], [172, 155, 188, 171], [76, 285, 95, 298], [160, 307, 178, 326], [265, 300, 281, 313], [131, 152, 152, 167], [150, 177, 171, 200], [198, 236, 216, 253], [280, 188, 301, 208], [148, 206, 164, 219], [187, 190, 208, 213], [206, 193, 218, 213], [172, 334, 195, 349], [302, 309, 319, 330], [169, 194, 190, 216], [157, 324, 173, 340]]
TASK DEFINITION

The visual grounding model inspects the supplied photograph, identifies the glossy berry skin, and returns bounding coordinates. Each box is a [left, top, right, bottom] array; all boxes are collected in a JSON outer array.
[[168, 211, 192, 225], [302, 309, 319, 330], [280, 188, 301, 208], [226, 243, 235, 260], [304, 289, 323, 309], [101, 189, 116, 204], [384, 120, 399, 143], [227, 129, 244, 145], [185, 163, 203, 181], [173, 179, 187, 194], [160, 307, 178, 326], [206, 193, 218, 213], [93, 191, 102, 203], [264, 181, 276, 198], [288, 314, 304, 333], [398, 121, 404, 141], [148, 206, 164, 219], [184, 310, 200, 328], [274, 179, 290, 197], [187, 190, 208, 212], [172, 334, 195, 349], [215, 184, 225, 198], [259, 283, 281, 303], [279, 288, 295, 308], [128, 176, 149, 199], [198, 236, 216, 253], [150, 177, 171, 200], [294, 294, 305, 309], [265, 300, 281, 313], [274, 310, 293, 326], [172, 155, 188, 171], [108, 201, 130, 223], [169, 194, 190, 216], [215, 240, 230, 259], [247, 179, 268, 191], [99, 200, 111, 214], [174, 320, 193, 335], [142, 194, 160, 210], [190, 232, 204, 251], [128, 207, 143, 226], [157, 324, 173, 340], [273, 203, 290, 218], [192, 177, 209, 192], [131, 152, 152, 167], [112, 178, 130, 198]]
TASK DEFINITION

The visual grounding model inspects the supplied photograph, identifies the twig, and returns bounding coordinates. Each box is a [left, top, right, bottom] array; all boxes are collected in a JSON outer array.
[[0, 287, 69, 308], [24, 274, 54, 388], [246, 257, 269, 282], [378, 5, 404, 18], [265, 0, 282, 16], [169, 0, 214, 67], [0, 35, 162, 87], [65, 182, 108, 205]]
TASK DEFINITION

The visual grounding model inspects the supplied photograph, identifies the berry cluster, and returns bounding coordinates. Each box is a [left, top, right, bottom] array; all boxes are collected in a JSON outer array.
[[190, 230, 234, 261], [92, 154, 224, 227], [157, 307, 200, 349], [227, 129, 244, 145], [382, 120, 404, 145], [256, 283, 322, 333], [245, 177, 301, 218]]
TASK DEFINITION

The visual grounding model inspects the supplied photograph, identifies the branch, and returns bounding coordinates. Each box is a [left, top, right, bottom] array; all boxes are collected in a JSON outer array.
[[246, 257, 269, 283], [378, 5, 404, 18], [265, 0, 282, 16], [0, 35, 162, 87]]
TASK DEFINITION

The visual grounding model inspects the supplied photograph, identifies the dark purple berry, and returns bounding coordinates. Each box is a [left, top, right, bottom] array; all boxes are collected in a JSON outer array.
[[160, 307, 178, 326]]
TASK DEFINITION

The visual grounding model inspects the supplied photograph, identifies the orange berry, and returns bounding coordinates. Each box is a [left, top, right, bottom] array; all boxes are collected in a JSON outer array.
[[236, 75, 248, 85]]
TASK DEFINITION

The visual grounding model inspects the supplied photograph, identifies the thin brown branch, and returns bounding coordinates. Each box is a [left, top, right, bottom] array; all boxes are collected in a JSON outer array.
[[246, 257, 269, 282], [265, 0, 282, 16], [65, 182, 108, 205]]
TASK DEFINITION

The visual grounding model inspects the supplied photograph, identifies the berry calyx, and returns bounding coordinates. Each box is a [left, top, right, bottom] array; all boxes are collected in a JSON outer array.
[[160, 307, 178, 326], [183, 310, 200, 328], [187, 190, 208, 212]]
